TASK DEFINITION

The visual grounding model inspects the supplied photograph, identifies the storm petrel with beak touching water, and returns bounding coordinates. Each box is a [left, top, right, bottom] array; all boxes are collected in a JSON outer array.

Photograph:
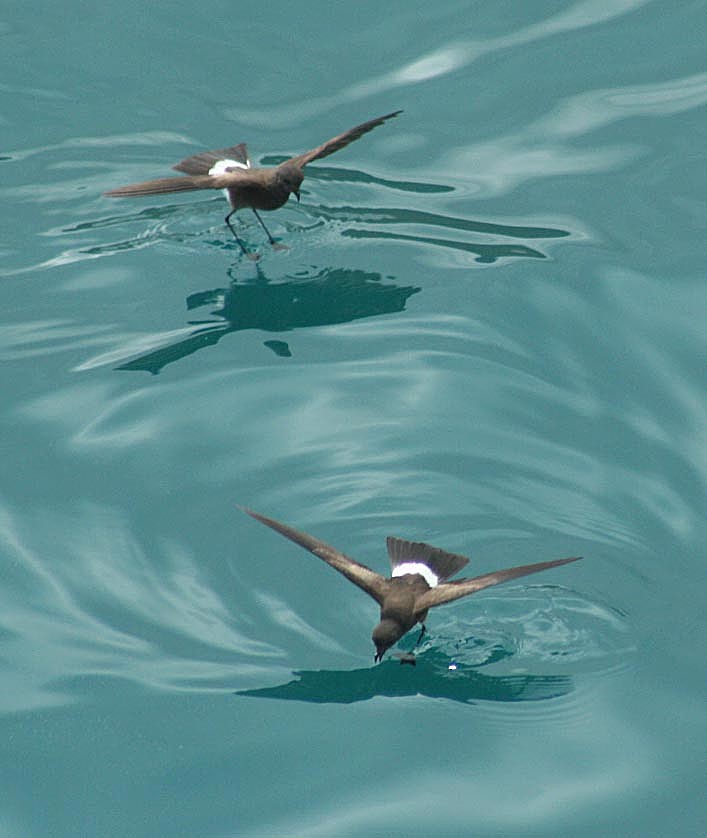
[[240, 508, 581, 663], [104, 110, 402, 258]]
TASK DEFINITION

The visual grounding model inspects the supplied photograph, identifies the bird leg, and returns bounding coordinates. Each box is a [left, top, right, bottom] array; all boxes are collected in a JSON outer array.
[[252, 209, 288, 251], [225, 209, 259, 260], [395, 627, 426, 666], [396, 653, 417, 666]]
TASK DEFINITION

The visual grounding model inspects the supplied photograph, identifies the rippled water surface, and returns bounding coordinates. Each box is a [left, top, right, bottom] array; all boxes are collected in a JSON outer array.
[[2, 2, 706, 836]]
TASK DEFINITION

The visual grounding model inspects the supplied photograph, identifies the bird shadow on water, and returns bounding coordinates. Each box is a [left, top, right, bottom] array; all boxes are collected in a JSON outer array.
[[111, 199, 569, 373], [115, 265, 421, 372], [235, 649, 572, 705]]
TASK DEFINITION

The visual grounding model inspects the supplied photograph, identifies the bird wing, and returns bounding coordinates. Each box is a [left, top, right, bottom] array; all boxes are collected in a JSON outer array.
[[103, 175, 220, 197], [103, 170, 256, 198], [415, 556, 582, 610], [285, 110, 402, 169], [173, 143, 250, 175], [239, 507, 389, 605]]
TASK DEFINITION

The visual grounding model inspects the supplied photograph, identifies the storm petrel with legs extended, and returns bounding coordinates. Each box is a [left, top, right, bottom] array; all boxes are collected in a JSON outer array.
[[104, 111, 402, 258]]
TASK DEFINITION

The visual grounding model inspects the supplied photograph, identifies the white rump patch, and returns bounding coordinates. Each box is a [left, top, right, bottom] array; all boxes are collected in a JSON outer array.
[[208, 158, 250, 176], [209, 159, 250, 201], [392, 562, 439, 587]]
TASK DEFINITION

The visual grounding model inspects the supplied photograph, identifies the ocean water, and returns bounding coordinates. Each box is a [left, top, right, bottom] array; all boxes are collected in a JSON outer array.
[[1, 1, 706, 836]]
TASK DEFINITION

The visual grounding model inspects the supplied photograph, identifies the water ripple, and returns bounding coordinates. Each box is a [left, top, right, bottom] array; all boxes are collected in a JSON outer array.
[[245, 681, 655, 837], [18, 262, 702, 559], [239, 582, 632, 706], [0, 500, 283, 710], [442, 71, 707, 197], [230, 0, 651, 125]]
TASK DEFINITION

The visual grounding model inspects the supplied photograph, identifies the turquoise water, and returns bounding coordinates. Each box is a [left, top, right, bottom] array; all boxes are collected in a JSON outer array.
[[2, 2, 706, 835]]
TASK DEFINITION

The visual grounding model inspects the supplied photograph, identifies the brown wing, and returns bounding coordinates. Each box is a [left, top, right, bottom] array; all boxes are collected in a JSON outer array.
[[173, 143, 250, 175], [415, 556, 582, 611], [239, 507, 389, 605], [103, 175, 218, 197], [286, 110, 402, 169], [103, 170, 258, 198]]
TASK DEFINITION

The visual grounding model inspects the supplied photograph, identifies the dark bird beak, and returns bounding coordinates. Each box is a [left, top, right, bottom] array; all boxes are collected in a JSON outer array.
[[294, 190, 300, 202]]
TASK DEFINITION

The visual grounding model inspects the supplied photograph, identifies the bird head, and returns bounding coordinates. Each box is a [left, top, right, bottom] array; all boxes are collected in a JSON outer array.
[[276, 163, 303, 201], [372, 619, 402, 663]]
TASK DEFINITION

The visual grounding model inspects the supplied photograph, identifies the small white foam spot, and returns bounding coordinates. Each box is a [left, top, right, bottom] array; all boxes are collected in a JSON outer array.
[[391, 562, 439, 587]]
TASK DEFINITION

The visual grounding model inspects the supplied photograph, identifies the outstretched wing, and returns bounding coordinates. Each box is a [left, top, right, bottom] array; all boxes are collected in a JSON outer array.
[[104, 170, 255, 198], [103, 174, 220, 197], [285, 110, 402, 169], [415, 556, 581, 610], [239, 507, 389, 605]]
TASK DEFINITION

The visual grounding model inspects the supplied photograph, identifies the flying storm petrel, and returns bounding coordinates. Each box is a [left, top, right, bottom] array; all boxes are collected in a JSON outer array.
[[240, 507, 581, 663]]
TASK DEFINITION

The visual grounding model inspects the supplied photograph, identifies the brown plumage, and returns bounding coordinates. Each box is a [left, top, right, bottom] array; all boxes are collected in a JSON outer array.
[[240, 507, 582, 663], [104, 111, 402, 257]]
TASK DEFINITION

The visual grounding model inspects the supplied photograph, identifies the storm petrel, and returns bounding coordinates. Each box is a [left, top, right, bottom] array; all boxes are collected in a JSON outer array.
[[104, 110, 402, 258], [240, 507, 581, 663]]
